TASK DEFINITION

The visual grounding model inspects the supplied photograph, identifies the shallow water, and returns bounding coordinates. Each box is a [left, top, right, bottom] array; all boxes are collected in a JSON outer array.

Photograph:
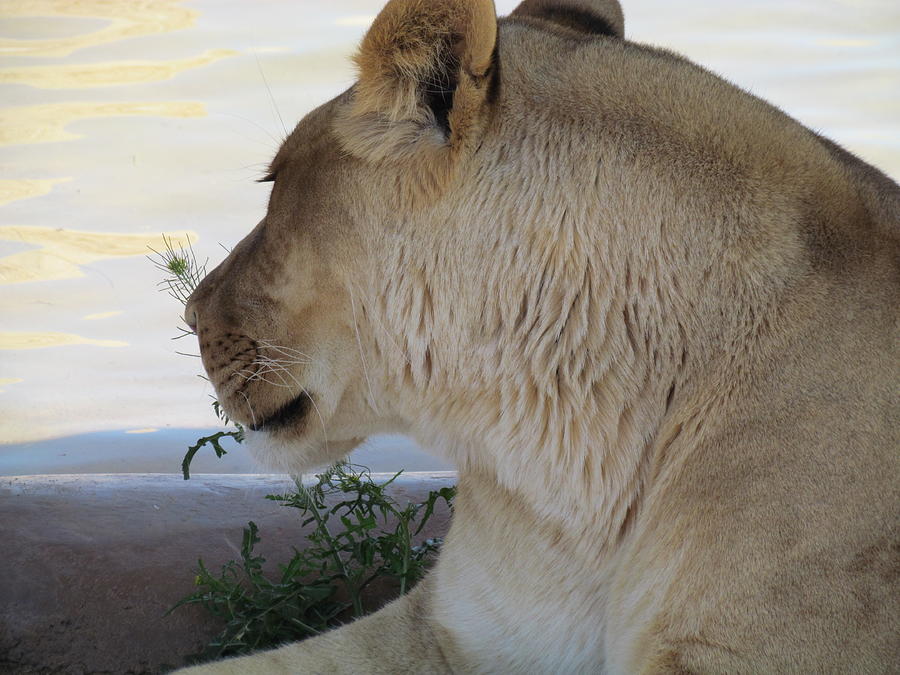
[[1, 0, 897, 475]]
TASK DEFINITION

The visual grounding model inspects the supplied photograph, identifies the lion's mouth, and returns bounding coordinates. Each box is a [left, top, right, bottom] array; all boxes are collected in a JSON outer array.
[[248, 392, 312, 433]]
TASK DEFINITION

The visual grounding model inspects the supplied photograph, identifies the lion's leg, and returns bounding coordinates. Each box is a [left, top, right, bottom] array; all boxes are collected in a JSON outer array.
[[176, 579, 450, 674]]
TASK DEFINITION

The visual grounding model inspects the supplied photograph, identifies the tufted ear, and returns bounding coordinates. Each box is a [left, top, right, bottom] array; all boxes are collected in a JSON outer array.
[[335, 0, 498, 196], [511, 0, 624, 38]]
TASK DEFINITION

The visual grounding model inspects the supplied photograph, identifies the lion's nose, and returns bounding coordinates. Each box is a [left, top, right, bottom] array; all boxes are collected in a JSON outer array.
[[183, 299, 199, 332]]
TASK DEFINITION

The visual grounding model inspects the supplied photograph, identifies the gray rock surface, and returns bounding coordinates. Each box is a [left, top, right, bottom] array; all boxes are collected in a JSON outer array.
[[0, 473, 455, 674]]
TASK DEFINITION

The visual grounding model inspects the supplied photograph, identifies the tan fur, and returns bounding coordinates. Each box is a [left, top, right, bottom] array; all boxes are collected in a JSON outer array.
[[181, 0, 899, 672], [335, 0, 496, 202]]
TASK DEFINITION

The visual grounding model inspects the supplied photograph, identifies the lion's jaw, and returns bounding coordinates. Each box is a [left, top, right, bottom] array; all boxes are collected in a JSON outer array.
[[182, 100, 400, 474]]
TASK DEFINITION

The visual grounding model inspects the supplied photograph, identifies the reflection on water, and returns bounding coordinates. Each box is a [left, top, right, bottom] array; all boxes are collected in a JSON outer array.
[[0, 0, 196, 57], [0, 16, 110, 41], [0, 0, 218, 460], [0, 331, 127, 350], [0, 177, 70, 206], [83, 310, 123, 321], [0, 49, 236, 89], [0, 101, 206, 146], [0, 226, 195, 284], [0, 0, 897, 474], [0, 378, 23, 393], [818, 39, 876, 48]]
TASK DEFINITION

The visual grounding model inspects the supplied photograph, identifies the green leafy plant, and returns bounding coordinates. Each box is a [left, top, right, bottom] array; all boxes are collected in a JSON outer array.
[[180, 400, 244, 480], [169, 463, 455, 660], [149, 235, 206, 318], [149, 237, 244, 479], [151, 239, 457, 659]]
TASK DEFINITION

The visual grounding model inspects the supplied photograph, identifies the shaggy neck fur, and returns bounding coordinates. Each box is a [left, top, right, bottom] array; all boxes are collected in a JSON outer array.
[[343, 19, 847, 546], [352, 112, 807, 546]]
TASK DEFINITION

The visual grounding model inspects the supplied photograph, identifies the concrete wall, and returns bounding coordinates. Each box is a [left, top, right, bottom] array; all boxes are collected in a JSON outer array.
[[1, 473, 455, 674]]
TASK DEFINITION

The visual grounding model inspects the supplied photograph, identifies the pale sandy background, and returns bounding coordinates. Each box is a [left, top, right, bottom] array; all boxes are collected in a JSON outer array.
[[1, 0, 897, 474]]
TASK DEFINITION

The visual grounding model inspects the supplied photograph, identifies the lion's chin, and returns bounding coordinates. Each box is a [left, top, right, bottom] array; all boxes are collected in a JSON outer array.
[[243, 428, 363, 475]]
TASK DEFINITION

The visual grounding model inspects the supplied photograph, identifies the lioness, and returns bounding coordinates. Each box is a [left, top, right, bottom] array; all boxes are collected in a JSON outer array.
[[181, 0, 899, 672]]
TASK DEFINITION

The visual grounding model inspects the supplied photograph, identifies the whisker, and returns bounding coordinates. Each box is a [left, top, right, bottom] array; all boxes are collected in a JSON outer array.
[[255, 354, 310, 367], [256, 362, 292, 388], [217, 111, 282, 147], [234, 364, 295, 388], [238, 390, 258, 429], [231, 351, 330, 456], [255, 52, 288, 140], [257, 339, 316, 361]]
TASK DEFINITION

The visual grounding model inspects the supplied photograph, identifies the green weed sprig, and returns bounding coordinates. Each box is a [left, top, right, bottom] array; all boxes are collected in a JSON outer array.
[[152, 240, 456, 662], [169, 463, 455, 660], [149, 238, 244, 477]]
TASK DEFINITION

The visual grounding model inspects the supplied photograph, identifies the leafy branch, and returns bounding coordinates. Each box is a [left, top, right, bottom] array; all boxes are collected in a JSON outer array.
[[169, 462, 455, 661]]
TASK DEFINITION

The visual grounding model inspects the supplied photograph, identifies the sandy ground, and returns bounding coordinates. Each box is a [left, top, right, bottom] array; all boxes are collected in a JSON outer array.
[[0, 472, 455, 674]]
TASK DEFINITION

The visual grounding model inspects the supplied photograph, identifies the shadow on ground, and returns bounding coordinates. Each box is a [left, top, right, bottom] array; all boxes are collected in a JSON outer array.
[[1, 473, 454, 674]]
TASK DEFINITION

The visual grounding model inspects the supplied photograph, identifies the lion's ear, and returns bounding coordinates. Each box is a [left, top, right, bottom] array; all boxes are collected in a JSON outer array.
[[335, 0, 497, 180], [511, 0, 624, 38]]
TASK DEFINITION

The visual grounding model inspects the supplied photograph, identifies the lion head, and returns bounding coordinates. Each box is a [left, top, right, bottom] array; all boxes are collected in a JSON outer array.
[[185, 0, 898, 519]]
